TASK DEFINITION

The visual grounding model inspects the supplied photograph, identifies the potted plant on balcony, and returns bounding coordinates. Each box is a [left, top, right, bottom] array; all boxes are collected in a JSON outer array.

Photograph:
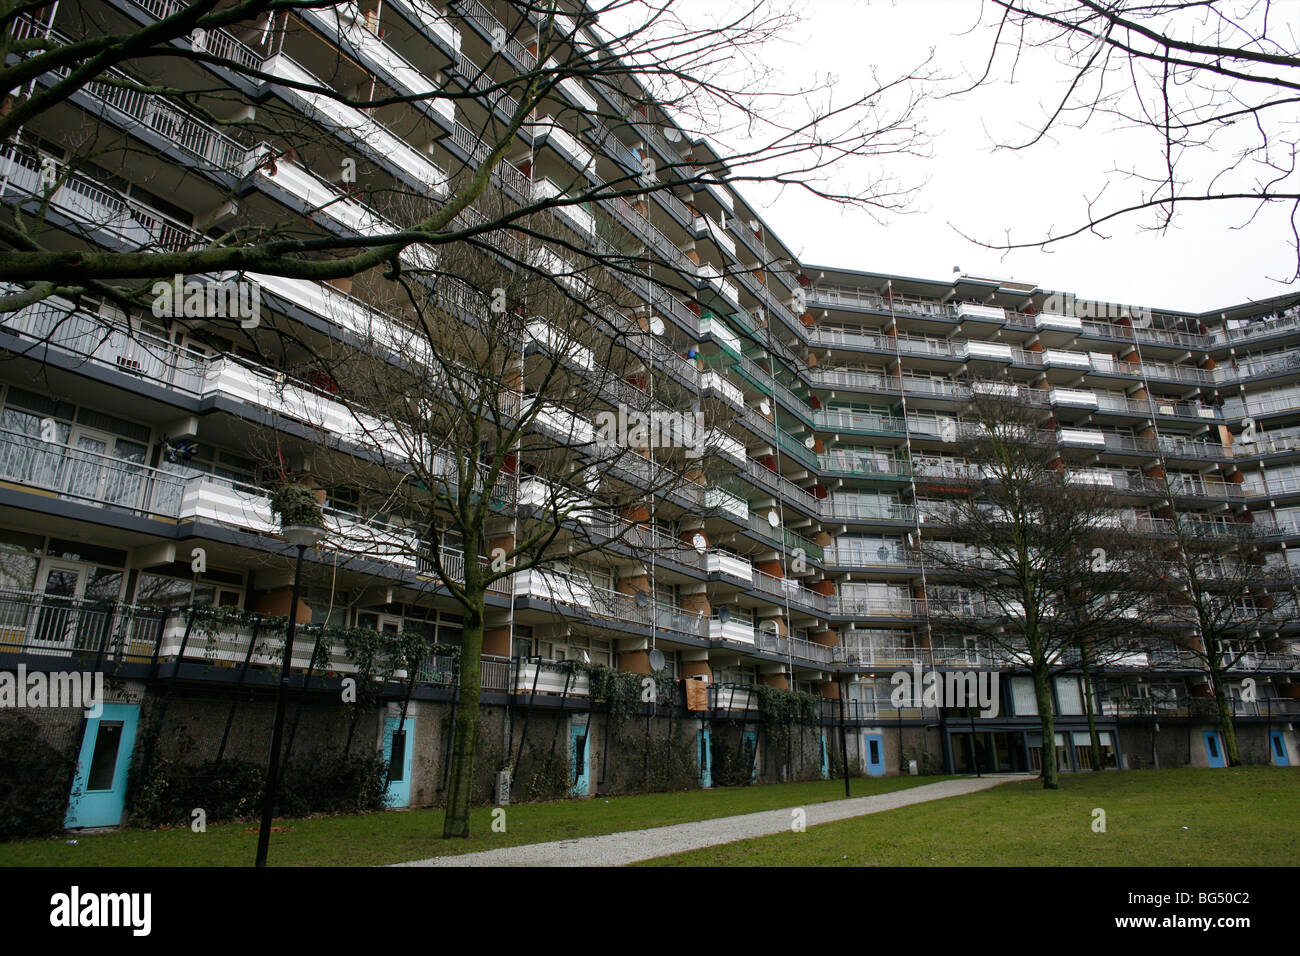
[[270, 482, 324, 546]]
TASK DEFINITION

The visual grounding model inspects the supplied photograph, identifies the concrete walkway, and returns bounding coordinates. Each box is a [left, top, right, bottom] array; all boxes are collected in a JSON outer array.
[[394, 774, 1032, 867]]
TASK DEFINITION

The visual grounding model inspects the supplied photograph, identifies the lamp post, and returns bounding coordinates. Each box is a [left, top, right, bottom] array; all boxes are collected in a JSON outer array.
[[256, 523, 322, 867]]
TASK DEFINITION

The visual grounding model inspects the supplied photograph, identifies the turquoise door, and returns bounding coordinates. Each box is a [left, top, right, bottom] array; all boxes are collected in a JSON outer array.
[[570, 723, 590, 796], [864, 733, 886, 777], [743, 730, 757, 782], [819, 733, 829, 779], [382, 716, 413, 807], [1270, 731, 1290, 767], [1203, 730, 1226, 768], [698, 728, 712, 788], [65, 702, 140, 828]]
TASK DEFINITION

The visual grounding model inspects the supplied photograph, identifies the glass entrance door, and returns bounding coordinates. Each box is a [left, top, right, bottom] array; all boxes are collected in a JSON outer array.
[[30, 562, 85, 650]]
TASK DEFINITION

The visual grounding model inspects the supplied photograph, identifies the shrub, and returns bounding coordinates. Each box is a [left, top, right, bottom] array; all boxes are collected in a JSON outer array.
[[0, 714, 78, 840]]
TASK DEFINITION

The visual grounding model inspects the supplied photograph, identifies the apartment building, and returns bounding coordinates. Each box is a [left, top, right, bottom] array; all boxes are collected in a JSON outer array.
[[0, 0, 1296, 829]]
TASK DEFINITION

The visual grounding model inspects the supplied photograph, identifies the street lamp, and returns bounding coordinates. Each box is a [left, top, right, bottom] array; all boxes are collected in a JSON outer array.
[[256, 522, 323, 867]]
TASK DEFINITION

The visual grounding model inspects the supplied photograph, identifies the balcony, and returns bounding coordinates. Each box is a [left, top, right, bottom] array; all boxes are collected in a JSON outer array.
[[514, 660, 591, 697], [706, 429, 747, 466], [1043, 348, 1092, 370], [699, 263, 740, 308], [385, 0, 463, 53], [1035, 311, 1083, 333], [117, 1, 263, 72], [750, 569, 830, 614], [695, 215, 736, 257], [699, 313, 742, 357], [247, 144, 402, 242], [265, 54, 448, 196], [709, 617, 756, 646], [1, 146, 202, 251], [705, 550, 754, 582], [701, 370, 746, 408], [703, 485, 749, 522], [957, 303, 1006, 323], [301, 4, 455, 125], [533, 178, 596, 236], [1049, 387, 1099, 409], [823, 544, 914, 568], [0, 291, 207, 394], [64, 49, 247, 172], [529, 117, 595, 173], [755, 630, 834, 666], [1056, 428, 1108, 449], [0, 427, 183, 518]]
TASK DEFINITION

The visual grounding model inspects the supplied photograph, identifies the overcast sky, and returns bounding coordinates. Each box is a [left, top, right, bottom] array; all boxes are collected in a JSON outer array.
[[670, 0, 1300, 314]]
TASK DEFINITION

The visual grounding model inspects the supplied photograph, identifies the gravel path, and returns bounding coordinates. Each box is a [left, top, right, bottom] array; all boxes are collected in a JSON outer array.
[[394, 775, 1031, 867]]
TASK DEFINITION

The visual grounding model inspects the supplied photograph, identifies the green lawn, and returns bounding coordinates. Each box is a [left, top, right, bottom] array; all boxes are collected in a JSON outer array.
[[639, 767, 1300, 866], [0, 775, 936, 867]]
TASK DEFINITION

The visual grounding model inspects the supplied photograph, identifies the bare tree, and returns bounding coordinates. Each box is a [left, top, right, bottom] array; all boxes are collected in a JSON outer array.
[[1148, 471, 1282, 766], [256, 198, 740, 835], [919, 383, 1162, 788], [954, 0, 1300, 277]]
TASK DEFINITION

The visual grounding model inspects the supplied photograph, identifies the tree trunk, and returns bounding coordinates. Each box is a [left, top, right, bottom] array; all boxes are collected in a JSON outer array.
[[1209, 668, 1240, 766], [442, 606, 485, 838], [1032, 666, 1059, 789], [1081, 668, 1103, 771]]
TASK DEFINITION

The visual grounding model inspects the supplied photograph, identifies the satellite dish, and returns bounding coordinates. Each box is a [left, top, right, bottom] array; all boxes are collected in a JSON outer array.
[[635, 589, 650, 608], [760, 620, 777, 634], [758, 399, 771, 416], [648, 648, 666, 671], [767, 509, 780, 528], [649, 315, 665, 335], [717, 604, 731, 624], [582, 650, 591, 664], [803, 435, 816, 449], [691, 532, 708, 553], [663, 127, 682, 143]]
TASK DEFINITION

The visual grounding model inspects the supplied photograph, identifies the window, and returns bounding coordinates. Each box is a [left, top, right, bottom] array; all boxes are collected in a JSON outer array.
[[388, 728, 407, 782], [86, 722, 124, 791]]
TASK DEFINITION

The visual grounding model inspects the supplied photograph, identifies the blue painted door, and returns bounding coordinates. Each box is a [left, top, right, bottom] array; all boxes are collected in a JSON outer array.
[[1203, 730, 1226, 768], [864, 733, 886, 777], [698, 729, 712, 788], [382, 716, 413, 807], [65, 703, 139, 828], [1270, 731, 1290, 767], [570, 723, 590, 796], [819, 733, 829, 779]]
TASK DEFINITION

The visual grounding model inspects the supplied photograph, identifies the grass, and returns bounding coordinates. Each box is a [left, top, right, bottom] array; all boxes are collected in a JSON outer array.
[[638, 767, 1300, 866], [0, 775, 937, 867]]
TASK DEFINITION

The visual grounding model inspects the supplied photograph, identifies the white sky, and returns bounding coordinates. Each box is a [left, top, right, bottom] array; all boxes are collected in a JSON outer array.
[[658, 0, 1300, 313]]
